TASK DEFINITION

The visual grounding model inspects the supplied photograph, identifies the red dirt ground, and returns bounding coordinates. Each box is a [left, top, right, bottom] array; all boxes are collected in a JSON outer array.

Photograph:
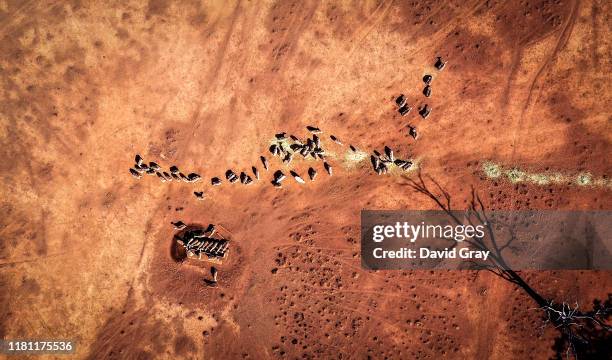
[[0, 1, 610, 359]]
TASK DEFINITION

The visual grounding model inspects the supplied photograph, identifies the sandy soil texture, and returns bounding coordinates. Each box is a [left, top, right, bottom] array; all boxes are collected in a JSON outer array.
[[1, 0, 610, 359]]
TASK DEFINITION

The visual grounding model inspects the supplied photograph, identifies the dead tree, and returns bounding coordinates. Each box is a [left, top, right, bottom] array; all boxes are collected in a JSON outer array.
[[544, 298, 612, 359], [403, 171, 611, 359]]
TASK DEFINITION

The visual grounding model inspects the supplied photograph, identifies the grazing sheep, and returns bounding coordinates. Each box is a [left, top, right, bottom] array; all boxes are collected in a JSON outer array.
[[240, 172, 253, 185], [260, 156, 269, 170], [323, 162, 332, 176], [408, 125, 418, 140], [187, 173, 201, 182], [205, 224, 216, 236], [211, 267, 218, 282], [225, 169, 237, 180], [306, 125, 321, 133], [290, 170, 305, 184], [398, 104, 411, 116], [179, 172, 190, 182], [171, 221, 187, 230], [384, 146, 394, 162], [370, 155, 380, 170], [306, 138, 315, 150], [419, 105, 431, 118], [129, 168, 142, 179], [282, 152, 293, 164], [283, 152, 293, 164], [434, 56, 446, 70], [273, 170, 286, 182], [330, 135, 342, 145], [269, 144, 279, 156], [308, 167, 317, 181], [396, 94, 407, 107]]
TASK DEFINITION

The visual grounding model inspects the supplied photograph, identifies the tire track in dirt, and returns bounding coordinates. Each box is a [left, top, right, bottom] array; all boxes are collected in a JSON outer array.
[[271, 1, 319, 73], [589, 1, 602, 67], [188, 0, 250, 175], [349, 0, 394, 50], [521, 0, 581, 112], [473, 276, 508, 359], [510, 0, 581, 161], [333, 0, 394, 81], [192, 0, 242, 117], [501, 47, 524, 114]]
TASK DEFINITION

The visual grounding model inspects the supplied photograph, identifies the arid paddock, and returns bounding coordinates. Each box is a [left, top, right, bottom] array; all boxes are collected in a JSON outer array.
[[1, 1, 610, 359]]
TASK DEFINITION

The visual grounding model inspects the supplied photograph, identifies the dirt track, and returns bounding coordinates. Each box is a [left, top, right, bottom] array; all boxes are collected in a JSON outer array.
[[0, 1, 610, 359]]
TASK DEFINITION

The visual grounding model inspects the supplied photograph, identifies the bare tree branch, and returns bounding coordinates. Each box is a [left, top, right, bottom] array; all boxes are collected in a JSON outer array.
[[403, 170, 611, 359]]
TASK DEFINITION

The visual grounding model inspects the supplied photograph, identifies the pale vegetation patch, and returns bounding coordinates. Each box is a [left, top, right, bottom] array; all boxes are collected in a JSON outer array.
[[481, 162, 609, 188]]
